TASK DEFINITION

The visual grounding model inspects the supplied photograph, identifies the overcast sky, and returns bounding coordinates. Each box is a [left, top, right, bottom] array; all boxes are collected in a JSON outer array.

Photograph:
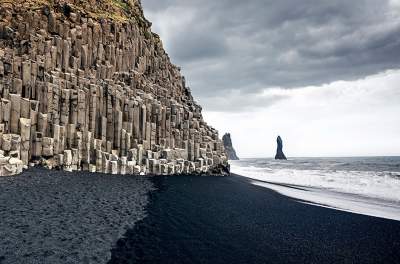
[[142, 0, 400, 158]]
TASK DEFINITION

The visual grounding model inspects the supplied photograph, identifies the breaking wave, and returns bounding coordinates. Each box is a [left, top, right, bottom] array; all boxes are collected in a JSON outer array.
[[231, 157, 400, 220]]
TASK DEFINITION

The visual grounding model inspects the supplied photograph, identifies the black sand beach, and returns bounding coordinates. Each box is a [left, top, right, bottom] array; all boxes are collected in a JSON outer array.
[[1, 170, 400, 264], [109, 174, 400, 264], [0, 167, 153, 264]]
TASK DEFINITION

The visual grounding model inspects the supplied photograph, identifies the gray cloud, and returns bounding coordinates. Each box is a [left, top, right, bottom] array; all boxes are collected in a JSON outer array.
[[142, 0, 400, 111]]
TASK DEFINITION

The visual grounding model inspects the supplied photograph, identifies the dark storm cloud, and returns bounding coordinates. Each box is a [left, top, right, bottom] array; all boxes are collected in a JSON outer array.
[[142, 0, 400, 111]]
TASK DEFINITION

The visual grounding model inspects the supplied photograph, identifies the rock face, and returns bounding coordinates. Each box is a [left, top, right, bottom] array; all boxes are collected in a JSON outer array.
[[275, 136, 287, 160], [222, 133, 239, 160], [0, 1, 229, 176]]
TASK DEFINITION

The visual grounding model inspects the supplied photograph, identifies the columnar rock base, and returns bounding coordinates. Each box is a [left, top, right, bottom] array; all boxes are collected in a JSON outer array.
[[0, 1, 229, 176]]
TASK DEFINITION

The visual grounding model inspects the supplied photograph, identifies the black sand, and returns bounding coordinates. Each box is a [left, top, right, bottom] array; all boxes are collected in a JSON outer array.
[[109, 174, 400, 264], [1, 170, 400, 264], [0, 167, 153, 264]]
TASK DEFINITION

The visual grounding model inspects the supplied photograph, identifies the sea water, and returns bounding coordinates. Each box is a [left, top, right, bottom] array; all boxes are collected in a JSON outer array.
[[230, 157, 400, 221]]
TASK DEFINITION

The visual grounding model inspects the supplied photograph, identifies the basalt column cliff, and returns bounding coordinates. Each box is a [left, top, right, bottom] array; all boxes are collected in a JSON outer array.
[[0, 0, 228, 176]]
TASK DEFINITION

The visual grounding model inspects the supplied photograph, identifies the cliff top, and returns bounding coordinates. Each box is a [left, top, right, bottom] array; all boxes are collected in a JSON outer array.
[[0, 0, 149, 23]]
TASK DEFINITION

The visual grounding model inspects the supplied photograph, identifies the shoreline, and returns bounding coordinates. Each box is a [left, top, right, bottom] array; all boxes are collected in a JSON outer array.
[[109, 174, 400, 264], [1, 169, 400, 263], [246, 175, 400, 222]]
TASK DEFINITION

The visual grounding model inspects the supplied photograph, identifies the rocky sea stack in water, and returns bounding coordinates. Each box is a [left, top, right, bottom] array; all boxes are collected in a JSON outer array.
[[0, 0, 228, 176], [275, 136, 287, 160], [222, 133, 239, 160]]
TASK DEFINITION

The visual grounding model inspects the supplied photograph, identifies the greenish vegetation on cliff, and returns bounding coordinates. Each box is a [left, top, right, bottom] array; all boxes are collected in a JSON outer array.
[[0, 0, 149, 23]]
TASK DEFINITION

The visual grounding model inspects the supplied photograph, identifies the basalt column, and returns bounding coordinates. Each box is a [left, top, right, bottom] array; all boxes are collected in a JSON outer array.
[[0, 0, 229, 176]]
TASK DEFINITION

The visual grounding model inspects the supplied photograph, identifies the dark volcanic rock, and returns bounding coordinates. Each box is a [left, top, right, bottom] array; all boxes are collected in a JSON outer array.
[[222, 133, 239, 160], [275, 136, 287, 160]]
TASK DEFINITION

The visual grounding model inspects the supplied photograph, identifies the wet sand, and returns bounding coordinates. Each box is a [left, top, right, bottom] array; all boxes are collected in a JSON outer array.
[[109, 174, 400, 264], [0, 167, 153, 264]]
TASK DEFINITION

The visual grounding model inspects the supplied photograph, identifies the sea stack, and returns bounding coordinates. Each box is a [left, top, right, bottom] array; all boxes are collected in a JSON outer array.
[[275, 136, 287, 160], [0, 1, 229, 176], [222, 133, 239, 160]]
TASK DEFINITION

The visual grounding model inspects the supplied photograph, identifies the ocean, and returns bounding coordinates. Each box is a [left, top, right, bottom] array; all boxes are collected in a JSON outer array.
[[230, 157, 400, 221]]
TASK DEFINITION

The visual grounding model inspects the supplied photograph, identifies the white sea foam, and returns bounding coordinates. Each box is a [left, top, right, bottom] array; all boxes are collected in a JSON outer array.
[[230, 159, 400, 221]]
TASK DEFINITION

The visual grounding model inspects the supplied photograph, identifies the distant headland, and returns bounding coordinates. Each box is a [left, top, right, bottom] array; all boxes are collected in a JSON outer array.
[[222, 133, 239, 160], [275, 136, 287, 160]]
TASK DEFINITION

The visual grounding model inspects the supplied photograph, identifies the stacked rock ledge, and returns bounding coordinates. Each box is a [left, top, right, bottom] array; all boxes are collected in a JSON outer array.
[[0, 1, 229, 176]]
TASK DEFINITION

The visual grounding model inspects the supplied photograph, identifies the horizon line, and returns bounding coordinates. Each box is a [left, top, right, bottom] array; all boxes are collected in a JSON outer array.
[[234, 155, 400, 159]]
